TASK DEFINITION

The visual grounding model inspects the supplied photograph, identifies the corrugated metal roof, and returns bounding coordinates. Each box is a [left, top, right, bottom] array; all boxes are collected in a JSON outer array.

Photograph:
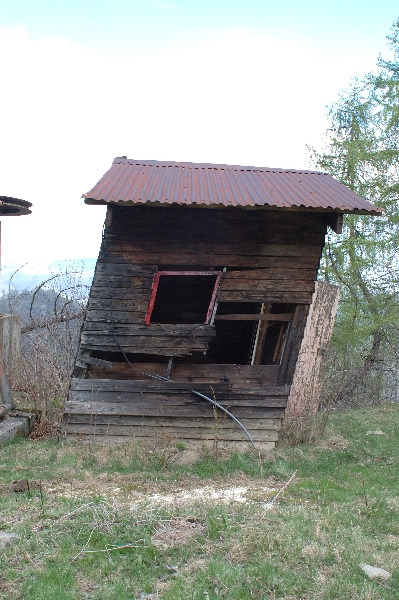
[[83, 157, 381, 214], [0, 196, 32, 216]]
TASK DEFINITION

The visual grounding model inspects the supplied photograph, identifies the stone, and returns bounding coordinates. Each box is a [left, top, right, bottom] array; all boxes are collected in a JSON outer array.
[[359, 563, 392, 581], [0, 532, 19, 548], [366, 431, 385, 435], [10, 479, 29, 493], [174, 450, 201, 466], [0, 416, 30, 445]]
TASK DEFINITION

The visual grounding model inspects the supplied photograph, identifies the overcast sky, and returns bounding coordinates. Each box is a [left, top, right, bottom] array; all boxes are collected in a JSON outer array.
[[0, 0, 398, 278]]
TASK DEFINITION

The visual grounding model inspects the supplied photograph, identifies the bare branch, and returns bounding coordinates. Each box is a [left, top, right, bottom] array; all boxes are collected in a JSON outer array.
[[21, 309, 86, 334]]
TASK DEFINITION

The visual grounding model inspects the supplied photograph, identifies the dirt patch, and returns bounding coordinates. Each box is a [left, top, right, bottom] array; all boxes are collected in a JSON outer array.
[[319, 435, 348, 450], [152, 517, 205, 548], [43, 476, 277, 508]]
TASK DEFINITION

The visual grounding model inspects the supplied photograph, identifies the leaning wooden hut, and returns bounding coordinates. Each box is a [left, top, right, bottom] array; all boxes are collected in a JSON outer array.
[[63, 157, 379, 448]]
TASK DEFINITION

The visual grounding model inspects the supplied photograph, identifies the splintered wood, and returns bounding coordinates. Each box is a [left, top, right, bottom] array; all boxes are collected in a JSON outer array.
[[285, 282, 340, 417]]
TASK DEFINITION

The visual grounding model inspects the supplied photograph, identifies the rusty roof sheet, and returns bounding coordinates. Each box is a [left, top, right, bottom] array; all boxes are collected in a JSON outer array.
[[83, 157, 381, 214], [0, 196, 32, 216]]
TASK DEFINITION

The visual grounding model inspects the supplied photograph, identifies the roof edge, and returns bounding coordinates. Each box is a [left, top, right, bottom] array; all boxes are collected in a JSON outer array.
[[84, 197, 382, 215], [110, 156, 327, 175]]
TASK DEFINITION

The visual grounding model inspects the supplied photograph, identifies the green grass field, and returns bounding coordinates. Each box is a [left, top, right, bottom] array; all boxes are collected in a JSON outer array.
[[1, 405, 399, 599]]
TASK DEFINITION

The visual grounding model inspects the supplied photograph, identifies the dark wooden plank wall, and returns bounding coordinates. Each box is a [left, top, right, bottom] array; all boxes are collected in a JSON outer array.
[[65, 205, 326, 446], [65, 378, 288, 447]]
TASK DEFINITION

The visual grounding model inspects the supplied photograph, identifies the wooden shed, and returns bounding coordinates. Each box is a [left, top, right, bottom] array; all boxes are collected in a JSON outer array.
[[63, 158, 379, 448]]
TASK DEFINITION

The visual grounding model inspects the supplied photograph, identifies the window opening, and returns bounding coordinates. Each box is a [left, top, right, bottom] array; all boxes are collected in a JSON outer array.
[[145, 271, 222, 325], [203, 302, 293, 365], [205, 302, 261, 364], [257, 304, 293, 365]]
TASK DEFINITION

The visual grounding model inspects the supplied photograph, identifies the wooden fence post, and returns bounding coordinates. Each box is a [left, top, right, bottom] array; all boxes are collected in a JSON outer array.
[[0, 315, 21, 412]]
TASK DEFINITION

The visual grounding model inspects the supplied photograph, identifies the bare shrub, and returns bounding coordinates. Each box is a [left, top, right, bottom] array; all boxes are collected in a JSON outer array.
[[278, 410, 330, 447], [3, 262, 90, 425], [318, 334, 399, 411]]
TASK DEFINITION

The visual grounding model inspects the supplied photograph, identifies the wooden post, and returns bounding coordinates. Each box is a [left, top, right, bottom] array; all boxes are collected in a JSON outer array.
[[0, 315, 21, 412], [285, 282, 340, 418]]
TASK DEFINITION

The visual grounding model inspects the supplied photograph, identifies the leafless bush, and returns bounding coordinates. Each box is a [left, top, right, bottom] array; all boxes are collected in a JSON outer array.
[[319, 339, 399, 411], [4, 262, 90, 424], [278, 410, 330, 447]]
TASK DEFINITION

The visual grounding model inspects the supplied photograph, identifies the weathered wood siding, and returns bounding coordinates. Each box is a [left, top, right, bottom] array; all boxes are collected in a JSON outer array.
[[65, 378, 288, 448], [0, 315, 21, 386], [64, 205, 327, 446], [285, 282, 340, 417]]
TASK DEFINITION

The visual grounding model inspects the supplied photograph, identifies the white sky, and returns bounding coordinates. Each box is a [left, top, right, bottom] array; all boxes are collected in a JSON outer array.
[[0, 2, 397, 277]]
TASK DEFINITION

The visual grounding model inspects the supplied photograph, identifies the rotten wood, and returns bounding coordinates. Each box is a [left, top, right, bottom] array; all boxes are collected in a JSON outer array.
[[87, 362, 279, 385], [277, 304, 310, 387], [70, 378, 288, 394], [63, 423, 279, 444], [63, 401, 285, 421], [286, 281, 340, 417], [214, 313, 292, 321]]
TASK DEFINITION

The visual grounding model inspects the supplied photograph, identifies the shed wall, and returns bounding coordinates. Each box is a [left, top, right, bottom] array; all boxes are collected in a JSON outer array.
[[64, 205, 327, 446]]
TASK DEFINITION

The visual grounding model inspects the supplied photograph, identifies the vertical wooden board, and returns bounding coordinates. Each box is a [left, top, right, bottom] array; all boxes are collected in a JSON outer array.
[[0, 315, 21, 383], [286, 281, 340, 417], [276, 304, 310, 387]]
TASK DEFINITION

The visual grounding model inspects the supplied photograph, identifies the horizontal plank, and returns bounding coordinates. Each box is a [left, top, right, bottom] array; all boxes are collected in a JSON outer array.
[[108, 229, 325, 248], [217, 290, 313, 303], [222, 269, 316, 280], [81, 324, 215, 337], [95, 263, 156, 276], [88, 292, 150, 305], [63, 423, 279, 443], [87, 362, 279, 385], [91, 276, 153, 290], [80, 334, 214, 352], [68, 391, 288, 407], [76, 356, 114, 369], [63, 414, 283, 430], [89, 288, 150, 302], [110, 211, 326, 230], [100, 249, 321, 270], [64, 401, 285, 420], [109, 205, 326, 225], [219, 280, 316, 292], [85, 310, 147, 324], [70, 378, 288, 394], [80, 334, 214, 348], [80, 345, 196, 356], [103, 239, 324, 257], [214, 313, 292, 321]]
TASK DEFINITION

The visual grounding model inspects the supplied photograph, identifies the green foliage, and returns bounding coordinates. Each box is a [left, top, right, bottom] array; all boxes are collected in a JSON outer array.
[[309, 18, 399, 404]]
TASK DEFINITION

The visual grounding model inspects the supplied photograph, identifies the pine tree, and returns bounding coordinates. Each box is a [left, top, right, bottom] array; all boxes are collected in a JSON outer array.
[[309, 19, 399, 405]]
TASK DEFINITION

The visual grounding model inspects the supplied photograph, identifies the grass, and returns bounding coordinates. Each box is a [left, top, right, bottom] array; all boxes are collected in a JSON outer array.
[[1, 405, 399, 598]]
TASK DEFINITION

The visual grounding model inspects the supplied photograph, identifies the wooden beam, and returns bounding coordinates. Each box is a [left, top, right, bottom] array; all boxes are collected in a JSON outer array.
[[324, 213, 343, 234], [215, 313, 292, 321]]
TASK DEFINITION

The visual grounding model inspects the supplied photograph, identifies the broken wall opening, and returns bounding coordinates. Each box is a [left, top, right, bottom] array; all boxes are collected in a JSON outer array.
[[145, 272, 221, 325]]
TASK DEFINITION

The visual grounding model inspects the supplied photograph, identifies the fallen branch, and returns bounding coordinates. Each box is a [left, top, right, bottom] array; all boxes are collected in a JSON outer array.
[[82, 542, 147, 554], [21, 309, 86, 334], [262, 471, 297, 512]]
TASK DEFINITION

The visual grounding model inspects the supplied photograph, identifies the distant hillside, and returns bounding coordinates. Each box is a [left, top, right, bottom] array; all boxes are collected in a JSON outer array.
[[0, 258, 96, 294], [0, 288, 86, 327]]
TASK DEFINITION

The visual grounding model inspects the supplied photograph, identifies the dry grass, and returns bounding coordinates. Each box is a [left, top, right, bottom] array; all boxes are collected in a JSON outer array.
[[1, 405, 399, 599]]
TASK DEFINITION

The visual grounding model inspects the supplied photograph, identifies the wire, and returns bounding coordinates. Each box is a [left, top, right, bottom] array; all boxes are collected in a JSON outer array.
[[99, 225, 256, 449]]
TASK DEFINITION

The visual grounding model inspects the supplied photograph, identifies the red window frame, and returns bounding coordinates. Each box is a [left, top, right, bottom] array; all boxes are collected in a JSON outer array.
[[145, 271, 222, 326]]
